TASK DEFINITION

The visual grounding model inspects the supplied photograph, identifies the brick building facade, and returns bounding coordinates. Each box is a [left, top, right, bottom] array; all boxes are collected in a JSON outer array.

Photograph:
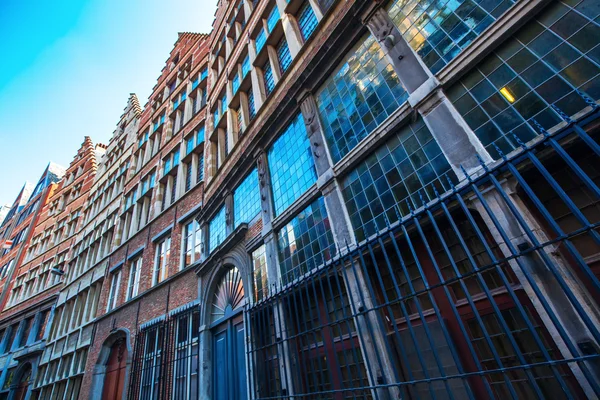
[[1, 0, 600, 399]]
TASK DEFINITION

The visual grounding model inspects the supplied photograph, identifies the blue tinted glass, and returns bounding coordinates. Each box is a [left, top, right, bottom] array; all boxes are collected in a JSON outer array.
[[341, 117, 457, 242], [248, 88, 256, 119], [388, 0, 516, 74], [267, 7, 280, 33], [209, 206, 226, 253], [277, 38, 292, 74], [264, 62, 275, 95], [298, 3, 318, 41], [197, 156, 204, 183], [234, 169, 261, 226], [242, 55, 251, 78], [256, 29, 267, 53], [232, 74, 240, 94], [196, 126, 205, 145], [214, 109, 220, 126], [268, 113, 317, 216], [277, 197, 336, 285], [447, 2, 600, 159], [186, 137, 194, 155], [221, 94, 227, 115], [201, 68, 208, 80], [316, 34, 408, 163]]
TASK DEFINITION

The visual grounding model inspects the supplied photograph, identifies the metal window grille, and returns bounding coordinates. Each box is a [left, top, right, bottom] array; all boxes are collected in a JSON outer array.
[[247, 108, 600, 399]]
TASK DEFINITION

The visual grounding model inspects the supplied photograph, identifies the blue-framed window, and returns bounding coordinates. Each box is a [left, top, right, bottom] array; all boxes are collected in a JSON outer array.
[[256, 29, 267, 54], [209, 206, 226, 253], [268, 113, 317, 216], [277, 38, 292, 74], [234, 169, 261, 227], [277, 197, 336, 285], [316, 34, 408, 163], [263, 61, 275, 95], [242, 55, 251, 78], [267, 7, 280, 33], [341, 117, 457, 242], [248, 88, 256, 119], [232, 74, 240, 94], [447, 1, 600, 159], [387, 0, 516, 74], [298, 2, 318, 41]]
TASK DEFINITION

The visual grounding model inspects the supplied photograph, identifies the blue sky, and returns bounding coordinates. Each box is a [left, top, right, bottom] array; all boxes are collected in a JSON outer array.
[[0, 0, 216, 206]]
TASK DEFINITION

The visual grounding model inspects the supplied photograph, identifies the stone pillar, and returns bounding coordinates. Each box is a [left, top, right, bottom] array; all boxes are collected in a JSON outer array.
[[280, 13, 303, 57], [224, 192, 234, 236], [248, 41, 266, 109], [297, 90, 398, 399], [362, 4, 491, 173], [267, 46, 282, 82], [308, 0, 324, 20], [239, 92, 251, 131], [470, 180, 600, 396], [255, 150, 276, 234], [190, 154, 199, 185]]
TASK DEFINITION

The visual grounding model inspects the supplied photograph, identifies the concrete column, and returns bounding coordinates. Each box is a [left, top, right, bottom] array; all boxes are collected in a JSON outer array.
[[217, 128, 227, 165], [176, 155, 185, 198], [308, 0, 324, 20], [248, 41, 266, 110], [267, 46, 282, 82], [226, 106, 238, 151], [190, 154, 199, 185], [280, 13, 303, 58], [206, 139, 218, 182], [362, 4, 491, 173], [255, 150, 276, 234], [239, 92, 250, 132], [470, 180, 600, 396], [243, 0, 252, 20], [224, 192, 234, 236]]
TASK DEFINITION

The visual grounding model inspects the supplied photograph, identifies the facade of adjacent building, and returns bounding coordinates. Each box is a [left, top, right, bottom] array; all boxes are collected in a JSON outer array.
[[1, 0, 600, 399]]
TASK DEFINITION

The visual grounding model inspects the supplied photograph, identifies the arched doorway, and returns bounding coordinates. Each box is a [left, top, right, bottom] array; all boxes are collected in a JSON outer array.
[[101, 337, 128, 400], [211, 267, 247, 400], [12, 364, 31, 400]]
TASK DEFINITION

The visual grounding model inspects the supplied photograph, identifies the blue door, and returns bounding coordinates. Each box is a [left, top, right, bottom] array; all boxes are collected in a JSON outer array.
[[213, 315, 247, 400]]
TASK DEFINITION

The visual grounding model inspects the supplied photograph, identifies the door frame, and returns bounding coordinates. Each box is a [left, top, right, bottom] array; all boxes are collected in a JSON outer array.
[[211, 309, 246, 400]]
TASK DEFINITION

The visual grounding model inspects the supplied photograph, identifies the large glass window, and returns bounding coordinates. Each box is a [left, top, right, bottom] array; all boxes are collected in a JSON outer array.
[[234, 169, 261, 227], [388, 0, 516, 74], [277, 197, 336, 285], [447, 2, 600, 159], [127, 256, 142, 300], [209, 206, 227, 253], [341, 117, 456, 242], [267, 6, 280, 33], [252, 245, 269, 302], [268, 114, 317, 216], [153, 237, 171, 285], [106, 269, 121, 311], [248, 88, 256, 119], [316, 34, 408, 162], [182, 220, 202, 267], [298, 2, 319, 41]]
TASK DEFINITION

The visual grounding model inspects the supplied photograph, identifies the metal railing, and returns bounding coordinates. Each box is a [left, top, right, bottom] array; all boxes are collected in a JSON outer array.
[[128, 307, 200, 400], [246, 105, 600, 400]]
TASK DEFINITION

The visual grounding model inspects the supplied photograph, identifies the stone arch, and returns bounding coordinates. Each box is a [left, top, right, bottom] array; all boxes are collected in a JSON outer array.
[[199, 243, 252, 327], [8, 362, 33, 400], [89, 328, 132, 400]]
